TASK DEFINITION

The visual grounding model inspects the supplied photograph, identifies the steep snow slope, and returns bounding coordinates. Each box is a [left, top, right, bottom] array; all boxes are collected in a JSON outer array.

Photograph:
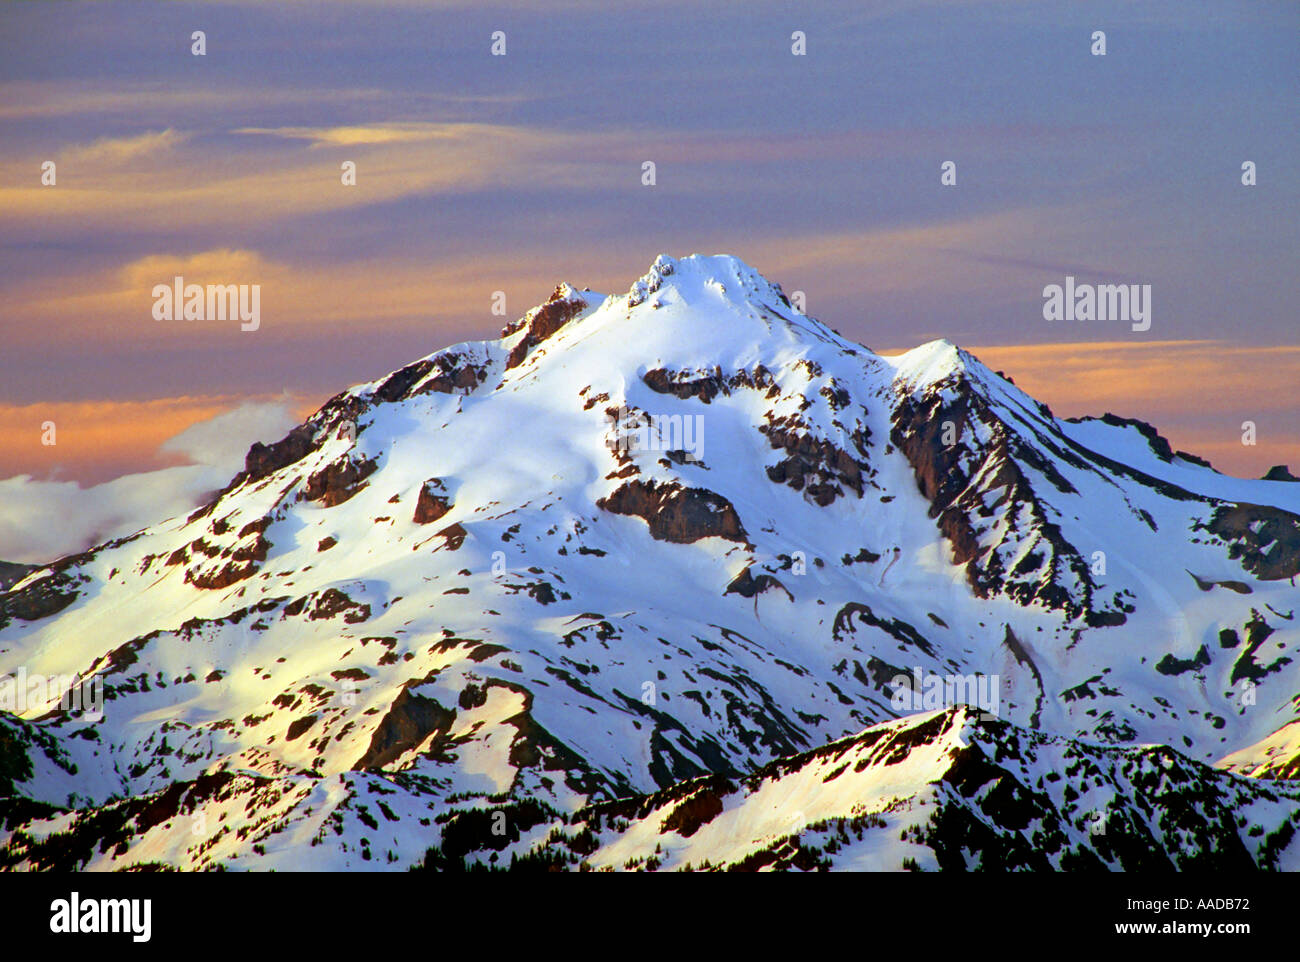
[[2, 253, 1298, 870]]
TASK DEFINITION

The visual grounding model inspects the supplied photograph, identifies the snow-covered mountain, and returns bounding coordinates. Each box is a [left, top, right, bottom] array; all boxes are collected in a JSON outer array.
[[3, 253, 1299, 871]]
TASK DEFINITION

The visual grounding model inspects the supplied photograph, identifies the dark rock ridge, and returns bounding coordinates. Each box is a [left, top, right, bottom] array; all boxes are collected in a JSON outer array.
[[891, 375, 1126, 626], [0, 561, 38, 592], [353, 686, 456, 770], [0, 569, 84, 629], [239, 393, 370, 489], [443, 707, 1300, 871], [410, 352, 487, 396], [202, 349, 486, 522], [1067, 412, 1215, 469]]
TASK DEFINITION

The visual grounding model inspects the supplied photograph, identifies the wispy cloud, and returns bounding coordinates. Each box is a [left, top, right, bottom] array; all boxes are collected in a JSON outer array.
[[61, 128, 189, 166], [0, 81, 532, 121], [233, 122, 475, 147]]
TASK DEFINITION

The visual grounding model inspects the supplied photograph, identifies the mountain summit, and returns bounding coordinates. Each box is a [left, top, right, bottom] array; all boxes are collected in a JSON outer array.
[[3, 254, 1300, 870]]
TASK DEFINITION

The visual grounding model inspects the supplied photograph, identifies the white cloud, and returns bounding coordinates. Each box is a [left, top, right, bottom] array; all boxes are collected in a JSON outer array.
[[0, 401, 298, 566]]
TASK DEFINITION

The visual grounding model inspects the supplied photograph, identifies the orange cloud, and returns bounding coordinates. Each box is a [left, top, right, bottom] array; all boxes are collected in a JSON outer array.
[[0, 394, 321, 486], [958, 340, 1300, 478]]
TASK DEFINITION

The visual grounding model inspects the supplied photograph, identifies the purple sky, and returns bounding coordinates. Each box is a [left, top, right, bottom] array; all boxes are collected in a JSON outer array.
[[1, 0, 1297, 535]]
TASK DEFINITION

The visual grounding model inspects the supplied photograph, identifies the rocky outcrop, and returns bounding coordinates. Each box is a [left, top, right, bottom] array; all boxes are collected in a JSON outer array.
[[504, 285, 588, 370], [761, 412, 870, 506], [184, 560, 259, 591], [437, 523, 468, 550], [1075, 412, 1215, 468], [238, 392, 368, 487], [174, 517, 272, 591], [597, 480, 748, 545], [832, 602, 934, 655], [376, 359, 435, 403], [353, 687, 456, 770], [724, 565, 793, 601], [412, 478, 452, 524], [302, 455, 378, 507], [891, 378, 1122, 625], [0, 561, 38, 592], [642, 364, 781, 404], [0, 569, 82, 628], [243, 423, 318, 484], [410, 352, 487, 396], [283, 587, 371, 624], [1198, 502, 1300, 581]]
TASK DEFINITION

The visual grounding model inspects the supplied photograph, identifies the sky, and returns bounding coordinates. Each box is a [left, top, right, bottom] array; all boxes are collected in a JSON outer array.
[[0, 0, 1297, 562]]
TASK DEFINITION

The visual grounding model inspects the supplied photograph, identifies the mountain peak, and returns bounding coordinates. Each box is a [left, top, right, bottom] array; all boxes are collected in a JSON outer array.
[[884, 337, 972, 391], [626, 253, 793, 312]]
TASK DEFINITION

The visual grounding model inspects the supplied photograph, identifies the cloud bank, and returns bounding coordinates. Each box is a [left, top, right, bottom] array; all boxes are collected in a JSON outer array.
[[0, 400, 298, 566]]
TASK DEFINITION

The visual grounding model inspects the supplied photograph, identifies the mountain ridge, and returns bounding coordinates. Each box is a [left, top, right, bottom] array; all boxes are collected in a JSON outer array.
[[3, 253, 1300, 870]]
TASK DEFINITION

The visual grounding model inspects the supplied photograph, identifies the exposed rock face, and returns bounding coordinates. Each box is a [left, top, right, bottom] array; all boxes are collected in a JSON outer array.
[[597, 480, 748, 545], [0, 570, 82, 628], [832, 602, 934, 655], [412, 478, 451, 525], [284, 587, 371, 624], [1186, 570, 1252, 594], [243, 423, 318, 484], [410, 352, 486, 396], [505, 285, 588, 370], [641, 364, 782, 404], [189, 392, 374, 525], [285, 715, 318, 741], [761, 412, 870, 506], [724, 565, 792, 601], [1228, 610, 1288, 685], [376, 359, 435, 403], [643, 367, 727, 403], [353, 687, 456, 770], [170, 517, 273, 591], [239, 393, 368, 487], [436, 523, 468, 550], [641, 365, 871, 508], [302, 456, 379, 507], [1198, 502, 1300, 581], [0, 562, 38, 592], [184, 560, 259, 591], [891, 377, 1125, 625]]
